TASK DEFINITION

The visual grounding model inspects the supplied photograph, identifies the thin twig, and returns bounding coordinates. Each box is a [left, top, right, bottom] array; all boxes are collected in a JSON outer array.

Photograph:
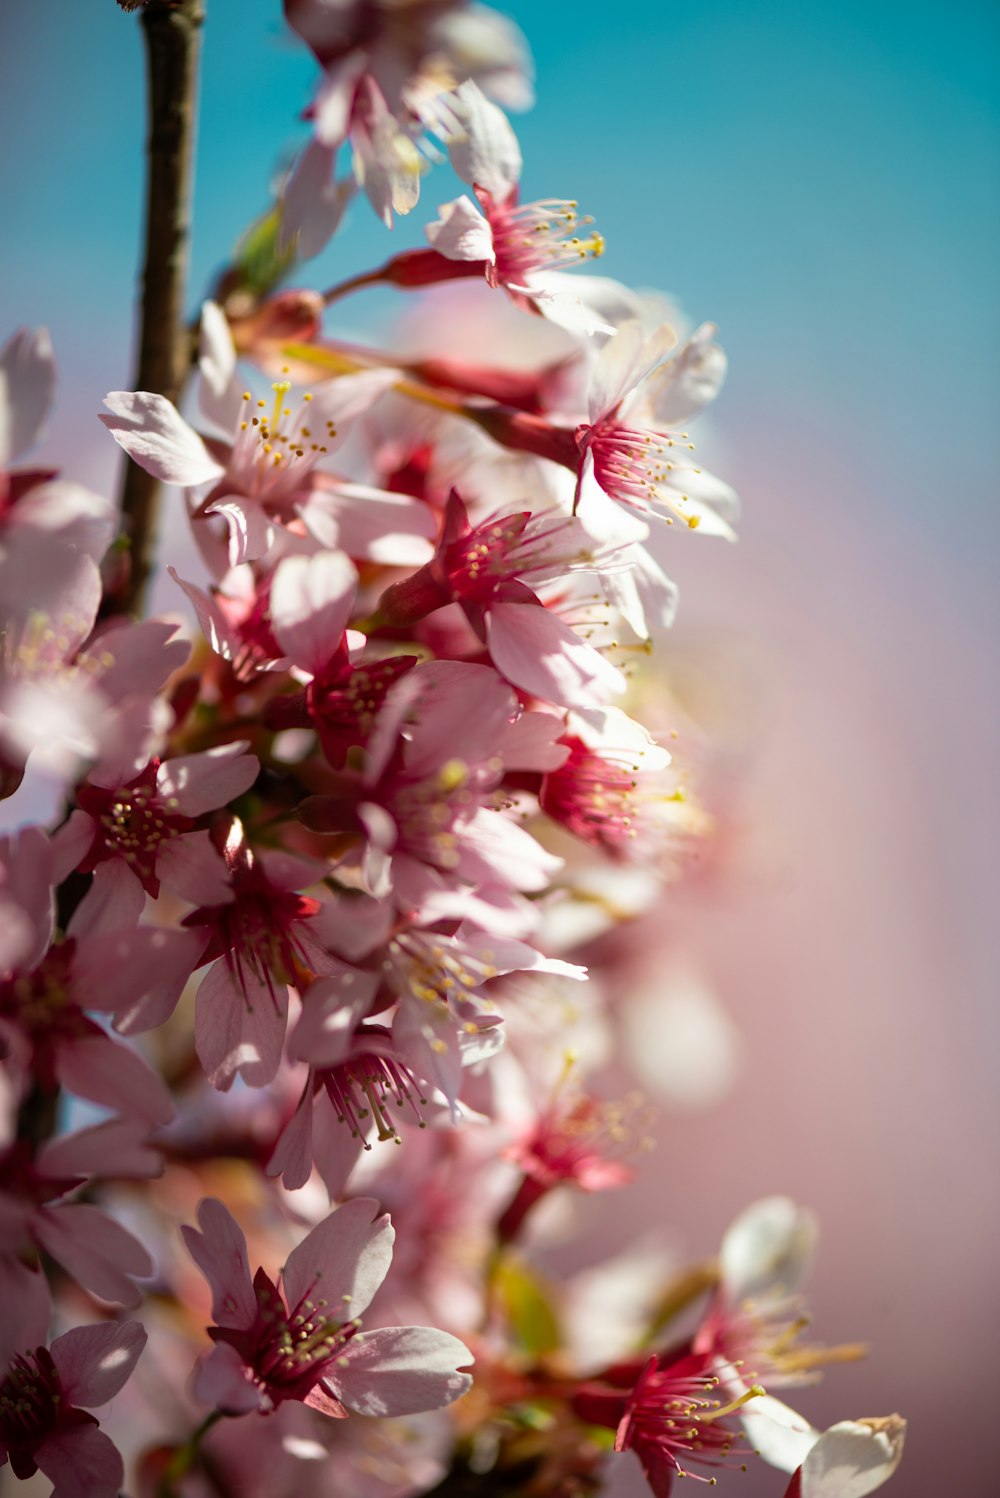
[[116, 0, 205, 616]]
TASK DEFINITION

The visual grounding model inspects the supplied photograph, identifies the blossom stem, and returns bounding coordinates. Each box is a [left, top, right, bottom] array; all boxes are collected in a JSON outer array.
[[157, 1409, 224, 1497], [115, 0, 205, 616]]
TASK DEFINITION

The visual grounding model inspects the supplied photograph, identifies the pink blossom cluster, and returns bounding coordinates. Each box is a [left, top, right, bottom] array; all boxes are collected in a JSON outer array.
[[0, 3, 903, 1495]]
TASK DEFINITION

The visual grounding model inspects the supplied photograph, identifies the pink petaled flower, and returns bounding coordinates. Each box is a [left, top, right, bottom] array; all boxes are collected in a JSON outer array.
[[426, 84, 612, 337], [574, 1350, 765, 1495], [55, 743, 259, 902], [497, 1079, 649, 1243], [100, 355, 395, 569], [182, 820, 351, 1090], [377, 491, 626, 709], [301, 659, 566, 901], [0, 1271, 146, 1496], [0, 1117, 160, 1309], [182, 1196, 473, 1420], [540, 705, 688, 860], [0, 550, 189, 790], [280, 1, 531, 243], [574, 321, 739, 534], [269, 1017, 446, 1198], [692, 1197, 865, 1403]]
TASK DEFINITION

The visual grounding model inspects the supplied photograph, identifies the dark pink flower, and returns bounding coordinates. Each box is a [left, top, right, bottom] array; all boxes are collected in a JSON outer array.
[[182, 1196, 473, 1419], [574, 1350, 764, 1495], [57, 743, 258, 902], [377, 491, 626, 708], [0, 1272, 146, 1496]]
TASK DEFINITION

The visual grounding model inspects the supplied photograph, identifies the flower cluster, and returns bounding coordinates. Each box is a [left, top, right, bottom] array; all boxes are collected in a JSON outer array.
[[0, 3, 903, 1495]]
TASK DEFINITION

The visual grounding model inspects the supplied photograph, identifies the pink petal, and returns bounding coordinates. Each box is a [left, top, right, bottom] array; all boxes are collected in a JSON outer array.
[[35, 1425, 123, 1498], [0, 326, 56, 467], [280, 138, 351, 259], [91, 617, 190, 702], [798, 1418, 906, 1498], [39, 1117, 161, 1180], [299, 478, 434, 565], [196, 300, 242, 433], [50, 1319, 147, 1406], [486, 601, 626, 709], [329, 1326, 473, 1416], [0, 825, 54, 971], [310, 1090, 365, 1199], [38, 1203, 152, 1307], [586, 319, 648, 424], [267, 1085, 316, 1192], [202, 495, 274, 567], [0, 1260, 51, 1369], [169, 568, 244, 662], [269, 551, 358, 675], [73, 925, 203, 1034], [156, 830, 236, 908], [193, 1341, 266, 1414], [56, 1032, 175, 1126], [157, 743, 260, 816], [288, 969, 381, 1066], [67, 859, 144, 940], [195, 960, 289, 1090], [280, 1198, 394, 1321], [181, 1197, 256, 1330], [456, 806, 562, 892], [99, 391, 225, 486], [49, 809, 96, 883]]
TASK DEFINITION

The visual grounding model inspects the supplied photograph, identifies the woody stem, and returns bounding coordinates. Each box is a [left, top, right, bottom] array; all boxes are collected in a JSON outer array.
[[115, 0, 205, 616]]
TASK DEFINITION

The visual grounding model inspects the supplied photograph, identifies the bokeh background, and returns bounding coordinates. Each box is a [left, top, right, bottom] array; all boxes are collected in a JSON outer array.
[[2, 1, 998, 1493]]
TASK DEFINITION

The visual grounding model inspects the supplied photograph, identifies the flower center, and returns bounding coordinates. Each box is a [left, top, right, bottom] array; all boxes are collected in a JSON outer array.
[[321, 1029, 429, 1144], [230, 374, 334, 502], [589, 424, 701, 526], [487, 195, 605, 286]]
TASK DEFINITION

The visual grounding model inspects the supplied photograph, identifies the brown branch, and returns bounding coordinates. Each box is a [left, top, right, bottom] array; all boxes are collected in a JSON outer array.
[[115, 0, 205, 616]]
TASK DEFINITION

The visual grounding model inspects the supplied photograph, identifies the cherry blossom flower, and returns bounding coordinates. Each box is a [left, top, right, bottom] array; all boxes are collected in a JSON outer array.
[[100, 364, 397, 568], [54, 743, 259, 902], [181, 821, 355, 1090], [426, 83, 611, 336], [0, 552, 189, 790], [574, 1349, 765, 1494], [496, 1084, 647, 1243], [376, 490, 627, 708], [299, 659, 567, 902], [540, 705, 685, 859], [280, 0, 531, 242], [0, 1270, 146, 1496], [182, 1196, 473, 1419], [575, 320, 739, 533]]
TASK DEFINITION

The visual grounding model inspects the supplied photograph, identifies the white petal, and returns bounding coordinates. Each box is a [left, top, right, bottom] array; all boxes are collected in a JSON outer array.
[[426, 195, 496, 264], [799, 1417, 906, 1498], [0, 326, 56, 466], [100, 391, 225, 487]]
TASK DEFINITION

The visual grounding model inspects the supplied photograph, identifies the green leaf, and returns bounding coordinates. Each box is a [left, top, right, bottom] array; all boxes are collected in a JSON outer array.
[[492, 1253, 562, 1358]]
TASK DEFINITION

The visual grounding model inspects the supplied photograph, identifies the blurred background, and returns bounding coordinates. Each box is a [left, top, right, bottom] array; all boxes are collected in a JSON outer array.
[[2, 1, 997, 1492]]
